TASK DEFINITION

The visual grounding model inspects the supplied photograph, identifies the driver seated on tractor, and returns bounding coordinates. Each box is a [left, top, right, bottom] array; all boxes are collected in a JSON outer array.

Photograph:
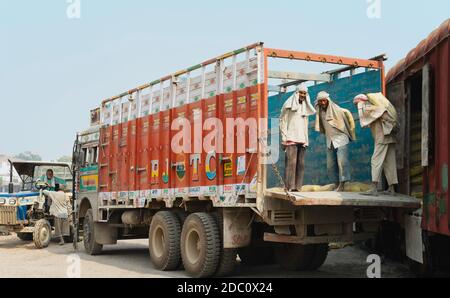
[[38, 169, 67, 192]]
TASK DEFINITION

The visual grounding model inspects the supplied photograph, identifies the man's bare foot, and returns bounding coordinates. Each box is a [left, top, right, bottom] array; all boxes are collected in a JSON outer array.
[[382, 185, 397, 196], [361, 189, 379, 196], [335, 182, 346, 192], [361, 183, 379, 196]]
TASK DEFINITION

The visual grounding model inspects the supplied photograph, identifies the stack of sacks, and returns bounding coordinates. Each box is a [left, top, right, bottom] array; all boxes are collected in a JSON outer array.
[[300, 182, 371, 193]]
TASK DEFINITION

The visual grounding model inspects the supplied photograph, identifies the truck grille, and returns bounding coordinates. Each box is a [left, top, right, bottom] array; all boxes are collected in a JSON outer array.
[[271, 210, 296, 224], [0, 206, 18, 226], [359, 208, 382, 221]]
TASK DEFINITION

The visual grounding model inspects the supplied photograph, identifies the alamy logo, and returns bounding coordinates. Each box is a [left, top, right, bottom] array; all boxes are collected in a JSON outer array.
[[66, 0, 81, 19], [66, 254, 81, 278], [366, 0, 381, 19], [366, 254, 381, 278]]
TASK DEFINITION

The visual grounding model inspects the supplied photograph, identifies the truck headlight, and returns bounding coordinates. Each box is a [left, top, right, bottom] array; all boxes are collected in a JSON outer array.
[[9, 199, 17, 205], [0, 198, 5, 205]]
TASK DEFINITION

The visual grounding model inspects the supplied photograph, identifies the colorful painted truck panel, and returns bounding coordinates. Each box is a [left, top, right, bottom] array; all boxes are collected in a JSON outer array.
[[97, 54, 261, 206]]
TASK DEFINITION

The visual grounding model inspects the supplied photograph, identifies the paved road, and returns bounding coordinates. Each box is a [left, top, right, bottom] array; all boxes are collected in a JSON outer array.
[[0, 234, 413, 278]]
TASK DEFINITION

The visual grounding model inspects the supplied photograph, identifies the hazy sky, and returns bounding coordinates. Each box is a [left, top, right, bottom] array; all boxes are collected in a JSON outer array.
[[1, 0, 449, 160]]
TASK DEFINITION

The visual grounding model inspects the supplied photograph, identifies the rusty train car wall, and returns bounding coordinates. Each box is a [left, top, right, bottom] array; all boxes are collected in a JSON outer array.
[[387, 19, 450, 237]]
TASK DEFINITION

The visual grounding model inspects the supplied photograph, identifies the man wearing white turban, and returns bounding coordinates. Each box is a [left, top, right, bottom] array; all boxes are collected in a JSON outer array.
[[280, 83, 316, 191], [315, 91, 356, 192], [353, 93, 399, 196]]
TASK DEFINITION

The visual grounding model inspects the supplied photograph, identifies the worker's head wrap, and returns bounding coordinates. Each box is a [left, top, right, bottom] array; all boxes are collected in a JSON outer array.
[[297, 83, 308, 93], [285, 83, 316, 116], [314, 92, 357, 141], [316, 91, 330, 102]]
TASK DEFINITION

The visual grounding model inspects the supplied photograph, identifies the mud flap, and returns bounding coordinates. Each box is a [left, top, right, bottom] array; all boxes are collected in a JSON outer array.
[[95, 222, 118, 245], [405, 214, 423, 264], [223, 209, 252, 249]]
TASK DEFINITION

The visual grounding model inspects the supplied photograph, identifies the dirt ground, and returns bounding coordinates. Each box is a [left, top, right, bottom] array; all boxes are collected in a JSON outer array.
[[0, 233, 414, 278]]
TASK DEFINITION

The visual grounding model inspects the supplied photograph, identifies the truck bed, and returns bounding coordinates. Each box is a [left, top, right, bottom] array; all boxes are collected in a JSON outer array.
[[265, 188, 422, 209]]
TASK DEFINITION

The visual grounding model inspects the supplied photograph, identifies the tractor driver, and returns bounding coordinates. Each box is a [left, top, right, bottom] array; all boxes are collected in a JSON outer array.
[[39, 169, 67, 192]]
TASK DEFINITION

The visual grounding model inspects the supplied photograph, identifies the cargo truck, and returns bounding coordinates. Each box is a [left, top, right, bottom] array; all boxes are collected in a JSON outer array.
[[72, 43, 420, 277]]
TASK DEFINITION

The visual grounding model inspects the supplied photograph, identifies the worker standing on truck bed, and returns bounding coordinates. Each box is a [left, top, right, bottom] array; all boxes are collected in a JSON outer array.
[[354, 93, 399, 196], [315, 91, 356, 192], [280, 84, 316, 192]]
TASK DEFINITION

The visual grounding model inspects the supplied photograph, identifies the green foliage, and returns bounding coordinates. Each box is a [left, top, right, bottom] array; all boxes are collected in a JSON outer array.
[[56, 156, 72, 163], [14, 151, 42, 161]]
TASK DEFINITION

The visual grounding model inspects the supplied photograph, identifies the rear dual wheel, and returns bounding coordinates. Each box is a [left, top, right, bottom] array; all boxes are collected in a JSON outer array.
[[213, 212, 237, 277], [181, 213, 221, 278], [149, 211, 182, 271]]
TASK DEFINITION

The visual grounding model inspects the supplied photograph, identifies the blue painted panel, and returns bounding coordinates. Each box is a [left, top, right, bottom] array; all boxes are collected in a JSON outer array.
[[267, 70, 382, 188], [0, 192, 40, 198]]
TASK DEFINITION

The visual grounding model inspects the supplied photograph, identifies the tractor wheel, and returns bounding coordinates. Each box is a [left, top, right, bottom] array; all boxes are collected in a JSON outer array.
[[308, 244, 329, 270], [275, 243, 315, 271], [17, 232, 33, 241], [33, 219, 52, 249], [181, 213, 221, 278], [83, 209, 103, 255], [149, 211, 182, 271]]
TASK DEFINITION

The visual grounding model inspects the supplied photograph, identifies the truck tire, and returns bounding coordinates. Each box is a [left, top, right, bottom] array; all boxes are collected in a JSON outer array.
[[17, 232, 33, 241], [308, 244, 329, 270], [181, 213, 221, 278], [149, 211, 182, 271], [275, 243, 315, 271], [83, 209, 103, 255], [174, 210, 188, 225], [33, 219, 52, 249], [216, 249, 237, 277], [213, 212, 237, 277]]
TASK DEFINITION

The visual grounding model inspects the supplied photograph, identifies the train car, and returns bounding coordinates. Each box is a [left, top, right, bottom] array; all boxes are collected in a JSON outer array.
[[386, 18, 450, 274]]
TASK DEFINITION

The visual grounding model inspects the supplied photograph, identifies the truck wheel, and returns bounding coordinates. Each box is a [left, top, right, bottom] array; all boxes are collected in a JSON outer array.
[[275, 243, 315, 271], [308, 244, 329, 270], [149, 211, 182, 271], [33, 219, 52, 249], [216, 249, 237, 277], [213, 212, 237, 277], [181, 213, 220, 278], [17, 232, 33, 241], [83, 209, 103, 255]]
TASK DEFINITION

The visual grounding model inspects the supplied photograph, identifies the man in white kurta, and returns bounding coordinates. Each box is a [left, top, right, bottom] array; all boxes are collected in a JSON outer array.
[[280, 84, 316, 191], [43, 185, 71, 245], [354, 93, 399, 196], [316, 91, 356, 192]]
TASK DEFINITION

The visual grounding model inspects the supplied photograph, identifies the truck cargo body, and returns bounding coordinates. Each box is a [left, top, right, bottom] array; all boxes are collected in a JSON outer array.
[[74, 43, 420, 277]]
